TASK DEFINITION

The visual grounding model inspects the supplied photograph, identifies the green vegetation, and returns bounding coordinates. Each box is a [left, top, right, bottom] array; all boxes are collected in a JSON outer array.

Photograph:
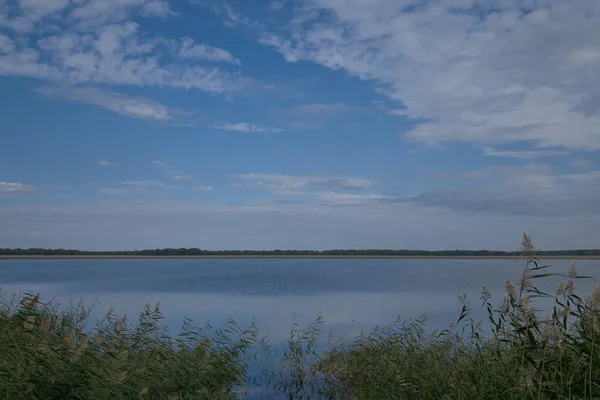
[[276, 234, 600, 399], [1, 234, 599, 399], [2, 247, 600, 257], [0, 293, 262, 399]]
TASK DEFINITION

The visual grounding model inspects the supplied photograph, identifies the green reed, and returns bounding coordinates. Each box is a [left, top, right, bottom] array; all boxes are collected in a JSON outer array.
[[0, 291, 262, 399], [276, 234, 600, 399]]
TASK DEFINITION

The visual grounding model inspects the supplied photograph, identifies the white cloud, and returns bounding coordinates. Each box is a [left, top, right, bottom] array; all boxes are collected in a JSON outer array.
[[259, 0, 600, 150], [482, 146, 569, 159], [18, 0, 71, 23], [152, 160, 171, 169], [316, 191, 393, 205], [211, 122, 282, 133], [0, 5, 248, 94], [140, 0, 175, 18], [178, 37, 240, 64], [0, 0, 70, 32], [221, 2, 263, 29], [235, 173, 373, 192], [171, 174, 193, 181], [36, 86, 172, 120], [71, 0, 175, 26], [0, 182, 35, 194], [121, 180, 167, 187], [1, 0, 173, 32], [194, 185, 214, 192], [98, 160, 112, 166], [152, 160, 193, 181]]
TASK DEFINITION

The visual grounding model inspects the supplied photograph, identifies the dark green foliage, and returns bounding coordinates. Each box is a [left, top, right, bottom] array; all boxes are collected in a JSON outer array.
[[0, 292, 260, 399], [1, 247, 600, 257]]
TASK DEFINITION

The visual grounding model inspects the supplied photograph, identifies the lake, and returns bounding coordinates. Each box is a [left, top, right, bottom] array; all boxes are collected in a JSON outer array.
[[1, 258, 599, 398]]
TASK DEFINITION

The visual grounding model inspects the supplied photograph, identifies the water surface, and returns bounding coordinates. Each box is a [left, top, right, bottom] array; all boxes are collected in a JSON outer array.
[[2, 258, 598, 340]]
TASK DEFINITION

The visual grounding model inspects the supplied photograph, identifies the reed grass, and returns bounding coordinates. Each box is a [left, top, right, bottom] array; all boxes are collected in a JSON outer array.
[[0, 291, 262, 399], [1, 234, 599, 399], [275, 234, 600, 399]]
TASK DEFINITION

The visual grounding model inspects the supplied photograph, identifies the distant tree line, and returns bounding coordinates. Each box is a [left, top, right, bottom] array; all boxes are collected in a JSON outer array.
[[1, 248, 599, 256]]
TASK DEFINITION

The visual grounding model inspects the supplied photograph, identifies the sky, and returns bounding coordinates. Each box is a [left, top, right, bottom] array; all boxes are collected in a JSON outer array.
[[1, 0, 599, 251]]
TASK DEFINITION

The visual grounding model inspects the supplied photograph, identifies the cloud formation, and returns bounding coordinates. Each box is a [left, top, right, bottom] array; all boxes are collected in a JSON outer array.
[[259, 0, 600, 150], [152, 160, 193, 181], [152, 160, 171, 169], [211, 122, 282, 133], [234, 173, 387, 205], [409, 165, 600, 217], [0, 2, 247, 93], [482, 146, 569, 159], [177, 37, 240, 64], [121, 180, 167, 187], [171, 174, 193, 181], [70, 0, 175, 26], [37, 86, 172, 120], [0, 182, 35, 194], [235, 173, 373, 193]]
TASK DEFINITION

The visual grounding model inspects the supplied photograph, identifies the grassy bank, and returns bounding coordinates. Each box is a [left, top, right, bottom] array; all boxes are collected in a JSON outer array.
[[1, 234, 599, 399]]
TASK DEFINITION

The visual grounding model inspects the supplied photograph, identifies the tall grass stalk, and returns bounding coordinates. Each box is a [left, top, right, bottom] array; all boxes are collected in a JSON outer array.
[[276, 234, 600, 399], [0, 291, 263, 399]]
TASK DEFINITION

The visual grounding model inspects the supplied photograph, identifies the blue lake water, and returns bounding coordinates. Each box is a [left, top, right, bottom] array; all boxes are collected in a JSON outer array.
[[1, 258, 599, 398]]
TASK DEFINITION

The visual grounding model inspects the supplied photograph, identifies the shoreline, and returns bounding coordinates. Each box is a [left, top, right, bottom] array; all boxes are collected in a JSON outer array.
[[1, 255, 600, 260]]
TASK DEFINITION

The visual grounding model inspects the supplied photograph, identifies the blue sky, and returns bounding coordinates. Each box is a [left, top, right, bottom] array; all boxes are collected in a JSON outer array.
[[1, 0, 599, 250]]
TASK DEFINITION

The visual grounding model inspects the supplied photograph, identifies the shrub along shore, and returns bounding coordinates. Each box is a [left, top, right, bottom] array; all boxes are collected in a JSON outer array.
[[1, 234, 599, 399], [2, 247, 600, 257]]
